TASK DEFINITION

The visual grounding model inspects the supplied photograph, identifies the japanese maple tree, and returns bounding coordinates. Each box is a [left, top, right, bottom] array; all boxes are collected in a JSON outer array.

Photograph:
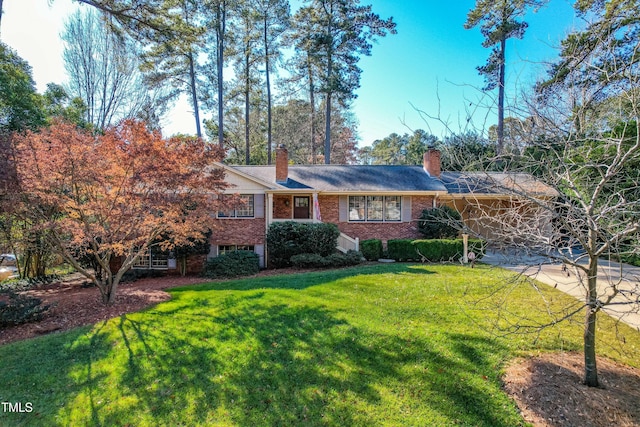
[[14, 119, 229, 304]]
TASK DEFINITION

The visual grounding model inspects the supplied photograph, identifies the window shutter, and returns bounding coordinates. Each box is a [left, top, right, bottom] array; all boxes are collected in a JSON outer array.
[[339, 196, 348, 222], [254, 194, 265, 218], [209, 244, 218, 259], [254, 244, 265, 268], [402, 196, 412, 222]]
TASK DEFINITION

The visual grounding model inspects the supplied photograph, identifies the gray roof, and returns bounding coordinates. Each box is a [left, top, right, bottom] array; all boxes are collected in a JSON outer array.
[[232, 165, 448, 192], [230, 165, 555, 197], [440, 172, 558, 197]]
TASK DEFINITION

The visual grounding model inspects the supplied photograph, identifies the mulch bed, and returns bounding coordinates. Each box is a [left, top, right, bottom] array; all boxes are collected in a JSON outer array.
[[503, 352, 640, 427]]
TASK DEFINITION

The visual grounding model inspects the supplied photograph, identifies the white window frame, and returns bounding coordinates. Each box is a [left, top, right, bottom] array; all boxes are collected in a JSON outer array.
[[133, 247, 171, 270], [218, 245, 255, 256], [218, 194, 255, 218], [348, 195, 402, 223]]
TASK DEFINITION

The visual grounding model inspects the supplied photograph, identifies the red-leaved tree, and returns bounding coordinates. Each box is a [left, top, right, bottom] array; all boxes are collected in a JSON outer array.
[[13, 119, 229, 304]]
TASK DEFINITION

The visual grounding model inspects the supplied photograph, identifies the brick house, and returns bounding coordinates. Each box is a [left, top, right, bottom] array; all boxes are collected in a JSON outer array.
[[135, 145, 555, 271]]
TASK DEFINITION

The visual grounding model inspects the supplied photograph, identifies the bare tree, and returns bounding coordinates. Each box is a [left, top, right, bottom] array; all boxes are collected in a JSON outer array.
[[62, 9, 167, 131]]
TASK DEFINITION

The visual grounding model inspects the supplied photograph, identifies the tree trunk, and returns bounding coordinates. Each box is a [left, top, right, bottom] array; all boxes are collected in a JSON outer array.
[[188, 51, 202, 138], [583, 259, 599, 387], [264, 16, 273, 165], [244, 50, 250, 165], [497, 37, 506, 155], [217, 2, 226, 147], [308, 59, 316, 164], [323, 9, 334, 165], [324, 93, 331, 164]]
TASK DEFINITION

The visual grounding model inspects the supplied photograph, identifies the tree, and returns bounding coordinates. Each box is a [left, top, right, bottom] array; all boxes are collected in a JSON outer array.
[[298, 0, 395, 164], [13, 120, 229, 304], [0, 42, 45, 133], [368, 130, 439, 165], [463, 0, 640, 388], [438, 131, 497, 171], [140, 0, 205, 137], [255, 0, 289, 164], [62, 9, 168, 131], [286, 5, 323, 163], [464, 0, 547, 155], [231, 0, 263, 164], [201, 0, 234, 147], [273, 97, 358, 164]]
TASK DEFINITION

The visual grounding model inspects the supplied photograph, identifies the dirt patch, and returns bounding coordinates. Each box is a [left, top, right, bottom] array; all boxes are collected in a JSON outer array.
[[0, 274, 207, 345], [503, 352, 640, 427]]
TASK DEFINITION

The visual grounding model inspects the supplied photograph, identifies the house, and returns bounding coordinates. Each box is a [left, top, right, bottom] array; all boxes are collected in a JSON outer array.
[[206, 145, 555, 268], [135, 145, 555, 271]]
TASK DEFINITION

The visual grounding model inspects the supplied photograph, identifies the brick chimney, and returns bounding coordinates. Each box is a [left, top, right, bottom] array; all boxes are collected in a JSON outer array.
[[423, 147, 441, 178], [275, 144, 289, 183]]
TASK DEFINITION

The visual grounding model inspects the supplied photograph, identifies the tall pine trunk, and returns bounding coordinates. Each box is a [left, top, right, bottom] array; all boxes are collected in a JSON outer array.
[[216, 2, 226, 147], [188, 51, 202, 138], [244, 49, 250, 165], [264, 16, 273, 165], [497, 37, 505, 155]]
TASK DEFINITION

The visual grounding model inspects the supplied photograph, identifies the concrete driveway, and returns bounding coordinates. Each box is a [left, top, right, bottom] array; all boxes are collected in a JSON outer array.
[[481, 249, 640, 331]]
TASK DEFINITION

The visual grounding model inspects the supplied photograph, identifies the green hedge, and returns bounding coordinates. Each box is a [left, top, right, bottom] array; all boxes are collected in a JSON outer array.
[[360, 239, 383, 261], [266, 222, 340, 268], [291, 251, 363, 269], [386, 239, 485, 262], [418, 206, 463, 238], [387, 239, 419, 262], [203, 250, 260, 278]]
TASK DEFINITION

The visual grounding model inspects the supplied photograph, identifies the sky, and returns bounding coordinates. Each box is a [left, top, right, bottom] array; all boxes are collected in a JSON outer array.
[[1, 0, 580, 147]]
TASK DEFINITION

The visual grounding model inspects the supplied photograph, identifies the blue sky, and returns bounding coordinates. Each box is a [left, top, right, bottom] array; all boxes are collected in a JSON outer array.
[[2, 0, 579, 147]]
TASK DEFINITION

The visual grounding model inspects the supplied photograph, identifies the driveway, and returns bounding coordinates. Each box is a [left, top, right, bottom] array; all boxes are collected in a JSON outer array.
[[481, 249, 640, 330]]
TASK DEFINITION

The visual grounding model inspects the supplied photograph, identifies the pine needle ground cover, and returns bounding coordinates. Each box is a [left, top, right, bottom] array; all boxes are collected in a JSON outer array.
[[1, 264, 638, 426]]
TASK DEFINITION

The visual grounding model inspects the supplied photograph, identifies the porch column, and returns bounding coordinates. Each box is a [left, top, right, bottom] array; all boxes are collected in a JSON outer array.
[[266, 193, 274, 229]]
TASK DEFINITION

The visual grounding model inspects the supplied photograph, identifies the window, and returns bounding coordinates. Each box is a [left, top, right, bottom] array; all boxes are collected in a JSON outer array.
[[348, 195, 402, 222], [349, 196, 366, 221], [133, 247, 171, 269], [384, 196, 402, 221], [218, 194, 254, 218], [218, 245, 255, 255]]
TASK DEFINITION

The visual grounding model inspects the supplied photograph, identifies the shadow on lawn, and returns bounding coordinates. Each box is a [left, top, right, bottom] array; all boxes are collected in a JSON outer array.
[[93, 298, 516, 425], [172, 263, 436, 292], [0, 263, 520, 426]]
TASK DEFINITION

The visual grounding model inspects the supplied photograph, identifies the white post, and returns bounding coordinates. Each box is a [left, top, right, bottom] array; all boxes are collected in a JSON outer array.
[[462, 233, 469, 264], [355, 237, 359, 252]]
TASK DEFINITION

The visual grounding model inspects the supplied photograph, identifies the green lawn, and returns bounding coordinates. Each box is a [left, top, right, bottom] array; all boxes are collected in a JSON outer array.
[[1, 263, 639, 426]]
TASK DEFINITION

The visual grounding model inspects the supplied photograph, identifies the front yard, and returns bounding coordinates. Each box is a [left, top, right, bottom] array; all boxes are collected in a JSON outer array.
[[1, 263, 639, 426]]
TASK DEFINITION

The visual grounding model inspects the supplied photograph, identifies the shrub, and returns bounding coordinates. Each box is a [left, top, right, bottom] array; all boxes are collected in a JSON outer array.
[[412, 239, 486, 262], [120, 269, 166, 283], [413, 239, 462, 262], [0, 274, 60, 293], [0, 292, 52, 327], [203, 251, 260, 278], [360, 239, 383, 261], [266, 221, 340, 268], [387, 239, 419, 261], [291, 253, 329, 269], [292, 251, 363, 269], [345, 250, 365, 266], [418, 206, 463, 239]]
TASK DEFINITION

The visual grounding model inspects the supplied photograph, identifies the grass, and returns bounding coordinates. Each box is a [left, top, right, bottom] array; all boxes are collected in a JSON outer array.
[[1, 263, 639, 426]]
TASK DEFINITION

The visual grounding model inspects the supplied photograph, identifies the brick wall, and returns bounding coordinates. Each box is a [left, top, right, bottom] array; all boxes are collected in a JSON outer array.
[[273, 195, 292, 219], [319, 195, 434, 245], [210, 218, 266, 246]]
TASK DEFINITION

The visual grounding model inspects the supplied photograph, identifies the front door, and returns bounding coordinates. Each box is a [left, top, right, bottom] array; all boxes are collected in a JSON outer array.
[[293, 196, 310, 219]]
